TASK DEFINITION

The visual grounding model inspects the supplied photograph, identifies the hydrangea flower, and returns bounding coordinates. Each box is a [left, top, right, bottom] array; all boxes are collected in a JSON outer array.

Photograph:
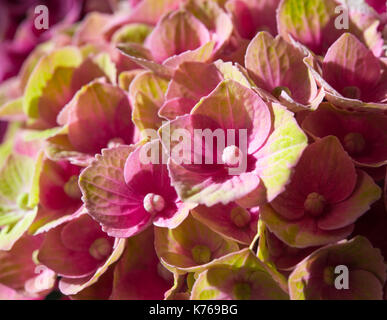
[[111, 227, 175, 299], [29, 158, 83, 234], [302, 103, 387, 166], [261, 136, 381, 248], [37, 214, 125, 295], [245, 31, 324, 111], [190, 248, 289, 300], [163, 80, 307, 207], [288, 236, 386, 300], [0, 234, 55, 300], [308, 33, 387, 112], [80, 142, 194, 238]]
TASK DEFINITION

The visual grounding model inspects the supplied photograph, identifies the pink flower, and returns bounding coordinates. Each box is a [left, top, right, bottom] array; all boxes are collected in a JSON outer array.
[[80, 142, 193, 238], [261, 136, 381, 248]]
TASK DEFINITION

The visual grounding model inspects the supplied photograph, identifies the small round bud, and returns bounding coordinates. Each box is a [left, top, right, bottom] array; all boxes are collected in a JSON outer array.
[[343, 132, 365, 155], [222, 145, 241, 167], [143, 193, 165, 214], [64, 175, 82, 199], [304, 192, 326, 217], [230, 207, 251, 228], [89, 238, 112, 260], [191, 245, 211, 264]]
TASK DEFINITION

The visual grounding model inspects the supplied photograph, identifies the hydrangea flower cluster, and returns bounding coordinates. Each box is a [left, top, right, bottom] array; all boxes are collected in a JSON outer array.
[[0, 0, 386, 300]]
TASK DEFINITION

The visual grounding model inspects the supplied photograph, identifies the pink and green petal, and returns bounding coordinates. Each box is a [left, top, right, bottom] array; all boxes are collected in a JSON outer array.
[[277, 0, 342, 55], [161, 62, 223, 118], [38, 215, 114, 278], [245, 32, 318, 106], [59, 238, 125, 295], [323, 33, 381, 100], [111, 23, 153, 45], [345, 0, 384, 56], [0, 152, 43, 250], [145, 10, 211, 63], [154, 215, 239, 272], [190, 248, 289, 300], [44, 134, 95, 167], [23, 47, 83, 124], [110, 228, 174, 300], [118, 69, 144, 91], [57, 80, 135, 154], [129, 71, 169, 133], [302, 103, 387, 166], [318, 170, 381, 230], [254, 103, 308, 202], [226, 0, 281, 39], [0, 234, 43, 290], [278, 136, 357, 205], [260, 204, 354, 248], [73, 12, 111, 45], [184, 0, 233, 53], [162, 41, 215, 68], [191, 80, 272, 154], [288, 236, 386, 300], [191, 203, 259, 245], [123, 140, 189, 229], [79, 144, 151, 238], [167, 152, 262, 207], [128, 0, 184, 25]]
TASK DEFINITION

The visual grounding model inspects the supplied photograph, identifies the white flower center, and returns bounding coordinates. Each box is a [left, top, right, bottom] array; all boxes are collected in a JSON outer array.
[[222, 145, 242, 167], [143, 193, 165, 214]]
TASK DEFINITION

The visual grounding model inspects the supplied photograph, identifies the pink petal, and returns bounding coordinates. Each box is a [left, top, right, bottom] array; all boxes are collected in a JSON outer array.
[[145, 10, 211, 63], [323, 33, 381, 101], [318, 170, 381, 230]]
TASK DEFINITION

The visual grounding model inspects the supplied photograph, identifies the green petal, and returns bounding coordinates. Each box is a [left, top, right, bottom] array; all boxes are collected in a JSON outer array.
[[255, 103, 308, 201], [23, 46, 83, 119]]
